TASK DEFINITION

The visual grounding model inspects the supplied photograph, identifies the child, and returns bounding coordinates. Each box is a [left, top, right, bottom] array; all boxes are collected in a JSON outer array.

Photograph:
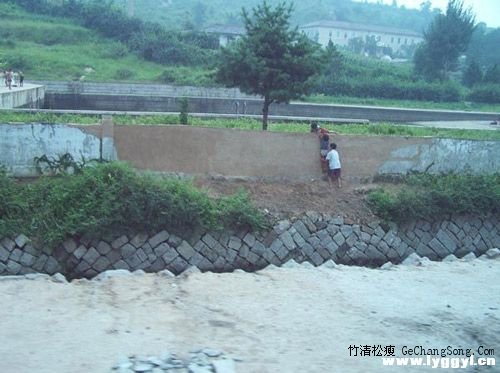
[[325, 143, 342, 188], [319, 133, 330, 173]]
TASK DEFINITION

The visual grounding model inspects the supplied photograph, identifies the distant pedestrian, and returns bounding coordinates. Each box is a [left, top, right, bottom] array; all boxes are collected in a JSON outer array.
[[319, 133, 330, 173], [325, 143, 342, 188], [5, 69, 13, 90], [18, 71, 24, 87]]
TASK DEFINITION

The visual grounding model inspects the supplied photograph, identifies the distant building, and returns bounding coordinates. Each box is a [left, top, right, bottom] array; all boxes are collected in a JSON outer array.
[[300, 20, 423, 54], [204, 24, 245, 47]]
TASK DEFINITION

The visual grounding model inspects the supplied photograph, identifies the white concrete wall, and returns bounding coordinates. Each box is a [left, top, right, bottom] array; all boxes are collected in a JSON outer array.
[[0, 85, 45, 109], [0, 124, 117, 177], [378, 138, 500, 176]]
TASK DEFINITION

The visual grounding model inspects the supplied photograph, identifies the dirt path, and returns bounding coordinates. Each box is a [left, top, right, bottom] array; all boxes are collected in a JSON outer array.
[[196, 177, 378, 224], [0, 259, 498, 373]]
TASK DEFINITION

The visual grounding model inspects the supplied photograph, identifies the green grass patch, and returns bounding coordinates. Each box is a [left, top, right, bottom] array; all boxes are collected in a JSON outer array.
[[305, 95, 500, 113], [0, 163, 267, 248], [2, 112, 500, 141], [366, 174, 500, 223]]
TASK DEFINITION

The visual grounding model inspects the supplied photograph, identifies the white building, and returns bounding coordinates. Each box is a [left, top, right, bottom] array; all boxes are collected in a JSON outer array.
[[300, 20, 423, 54], [204, 24, 245, 47]]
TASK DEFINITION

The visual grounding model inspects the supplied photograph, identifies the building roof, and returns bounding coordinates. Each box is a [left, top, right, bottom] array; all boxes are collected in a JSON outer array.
[[300, 20, 422, 38], [203, 24, 245, 36]]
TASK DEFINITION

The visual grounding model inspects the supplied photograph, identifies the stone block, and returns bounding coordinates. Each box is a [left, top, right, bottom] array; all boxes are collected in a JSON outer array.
[[120, 244, 136, 259], [0, 262, 5, 274], [309, 251, 324, 266], [333, 232, 345, 246], [169, 257, 189, 274], [292, 233, 306, 247], [274, 245, 290, 261], [415, 243, 438, 260], [72, 245, 87, 260], [33, 254, 48, 272], [246, 251, 260, 265], [364, 245, 388, 265], [96, 241, 112, 256], [62, 239, 77, 253], [293, 220, 311, 239], [14, 234, 30, 248], [201, 233, 218, 249], [93, 256, 112, 272], [340, 225, 353, 238], [6, 260, 21, 275], [148, 257, 166, 272], [250, 241, 266, 256], [370, 235, 381, 246], [82, 247, 100, 266], [346, 247, 370, 265], [193, 241, 215, 263], [136, 248, 148, 263], [228, 236, 242, 251], [238, 244, 250, 259], [130, 233, 148, 248], [330, 216, 344, 226], [189, 252, 205, 268], [20, 252, 35, 267], [44, 257, 60, 275], [162, 248, 179, 265], [316, 229, 329, 242], [125, 253, 142, 268], [0, 237, 16, 252], [111, 235, 129, 249], [301, 216, 317, 233], [280, 231, 296, 250], [148, 230, 170, 248], [177, 241, 195, 261], [436, 230, 457, 254], [428, 238, 450, 258], [23, 244, 38, 256], [105, 250, 121, 264], [0, 246, 9, 263], [307, 235, 320, 248], [345, 234, 357, 247], [75, 260, 91, 274], [316, 247, 331, 260], [327, 225, 340, 236], [243, 233, 256, 247], [225, 248, 238, 263], [166, 234, 182, 248], [10, 248, 22, 262], [361, 226, 375, 235], [360, 232, 371, 243], [113, 260, 130, 270], [153, 242, 170, 258]]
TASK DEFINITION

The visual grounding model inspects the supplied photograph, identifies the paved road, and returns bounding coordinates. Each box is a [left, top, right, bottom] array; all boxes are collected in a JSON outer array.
[[413, 120, 500, 131]]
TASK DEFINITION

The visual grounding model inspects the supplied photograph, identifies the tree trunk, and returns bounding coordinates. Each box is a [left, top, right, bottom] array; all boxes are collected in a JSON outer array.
[[262, 96, 271, 131]]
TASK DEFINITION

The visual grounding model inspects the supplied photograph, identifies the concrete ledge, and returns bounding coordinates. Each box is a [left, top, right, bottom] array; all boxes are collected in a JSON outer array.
[[0, 84, 45, 109]]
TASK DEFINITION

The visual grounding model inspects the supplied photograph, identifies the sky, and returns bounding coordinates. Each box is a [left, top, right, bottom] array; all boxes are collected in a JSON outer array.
[[359, 0, 500, 28]]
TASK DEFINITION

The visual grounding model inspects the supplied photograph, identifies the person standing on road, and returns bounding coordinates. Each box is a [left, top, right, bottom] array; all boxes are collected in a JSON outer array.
[[18, 71, 24, 87], [5, 69, 13, 90], [326, 143, 342, 188]]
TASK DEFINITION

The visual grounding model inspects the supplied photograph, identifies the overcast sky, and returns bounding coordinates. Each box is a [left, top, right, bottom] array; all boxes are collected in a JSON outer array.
[[358, 0, 500, 28]]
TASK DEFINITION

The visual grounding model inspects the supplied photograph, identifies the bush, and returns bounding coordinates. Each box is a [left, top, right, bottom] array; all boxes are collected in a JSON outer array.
[[467, 84, 500, 103], [366, 174, 500, 223], [114, 68, 135, 80], [0, 163, 266, 247]]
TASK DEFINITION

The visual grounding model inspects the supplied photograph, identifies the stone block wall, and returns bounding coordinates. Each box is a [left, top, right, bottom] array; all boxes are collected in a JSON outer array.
[[0, 214, 498, 279]]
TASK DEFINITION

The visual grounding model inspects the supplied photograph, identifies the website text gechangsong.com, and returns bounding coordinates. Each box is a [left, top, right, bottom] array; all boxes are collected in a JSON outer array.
[[349, 344, 496, 369]]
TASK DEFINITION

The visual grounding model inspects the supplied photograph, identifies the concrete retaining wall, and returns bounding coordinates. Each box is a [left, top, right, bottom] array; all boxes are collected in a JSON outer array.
[[0, 123, 116, 177], [2, 123, 499, 179], [44, 93, 500, 123], [0, 85, 45, 109], [1, 214, 498, 279]]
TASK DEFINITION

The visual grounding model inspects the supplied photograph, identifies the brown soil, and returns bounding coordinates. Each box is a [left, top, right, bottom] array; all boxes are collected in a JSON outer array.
[[196, 176, 379, 225]]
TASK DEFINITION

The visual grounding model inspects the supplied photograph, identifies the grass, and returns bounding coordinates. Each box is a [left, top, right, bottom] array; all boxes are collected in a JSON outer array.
[[0, 162, 267, 248], [304, 95, 500, 113], [367, 174, 500, 223], [2, 111, 500, 141]]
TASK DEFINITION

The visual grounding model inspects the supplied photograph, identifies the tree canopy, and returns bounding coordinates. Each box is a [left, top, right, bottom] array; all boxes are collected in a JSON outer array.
[[414, 0, 476, 81], [216, 1, 322, 130]]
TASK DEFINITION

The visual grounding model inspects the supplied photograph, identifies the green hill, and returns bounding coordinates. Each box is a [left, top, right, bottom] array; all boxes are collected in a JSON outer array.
[[0, 2, 212, 84]]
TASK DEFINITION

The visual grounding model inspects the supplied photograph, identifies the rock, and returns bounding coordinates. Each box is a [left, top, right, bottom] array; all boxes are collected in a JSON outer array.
[[201, 348, 222, 358], [188, 363, 212, 373], [212, 359, 236, 373], [180, 266, 201, 277], [300, 261, 314, 269], [274, 220, 291, 234], [321, 259, 337, 269], [148, 230, 170, 248], [484, 248, 500, 259], [461, 252, 477, 261], [111, 235, 129, 250], [158, 269, 175, 278], [442, 254, 458, 262], [133, 362, 154, 372], [133, 269, 146, 276], [282, 259, 300, 269], [401, 253, 422, 266], [380, 262, 393, 270], [51, 273, 68, 283], [25, 273, 51, 281], [177, 241, 196, 261], [82, 247, 100, 266], [14, 234, 30, 248], [130, 233, 149, 248], [93, 269, 132, 281]]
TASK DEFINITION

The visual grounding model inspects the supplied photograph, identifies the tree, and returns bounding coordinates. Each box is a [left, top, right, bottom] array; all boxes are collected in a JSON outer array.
[[462, 60, 483, 87], [414, 0, 475, 81], [216, 1, 322, 130]]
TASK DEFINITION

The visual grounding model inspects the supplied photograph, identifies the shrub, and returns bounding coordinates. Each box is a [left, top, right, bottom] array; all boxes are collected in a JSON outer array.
[[179, 97, 189, 125], [0, 163, 266, 247], [366, 174, 500, 223], [114, 68, 135, 80], [467, 84, 500, 103]]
